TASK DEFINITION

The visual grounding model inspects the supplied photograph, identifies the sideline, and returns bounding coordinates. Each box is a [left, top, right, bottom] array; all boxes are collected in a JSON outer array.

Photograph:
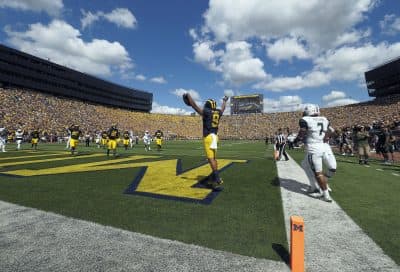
[[0, 200, 289, 272], [276, 155, 399, 272]]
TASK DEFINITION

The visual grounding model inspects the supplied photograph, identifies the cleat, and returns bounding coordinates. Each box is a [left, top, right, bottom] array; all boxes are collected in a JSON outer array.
[[321, 195, 332, 203], [207, 180, 223, 191], [306, 187, 320, 194]]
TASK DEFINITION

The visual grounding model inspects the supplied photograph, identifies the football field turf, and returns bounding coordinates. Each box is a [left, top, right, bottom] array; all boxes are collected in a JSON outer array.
[[0, 141, 399, 265], [289, 149, 400, 265], [0, 141, 288, 261]]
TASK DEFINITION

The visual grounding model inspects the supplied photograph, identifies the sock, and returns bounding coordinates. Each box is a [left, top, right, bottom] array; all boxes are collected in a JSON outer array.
[[323, 189, 330, 198], [213, 170, 220, 182]]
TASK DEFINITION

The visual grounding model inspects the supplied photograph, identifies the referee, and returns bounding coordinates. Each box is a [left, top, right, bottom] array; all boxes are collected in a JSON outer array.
[[276, 128, 289, 161]]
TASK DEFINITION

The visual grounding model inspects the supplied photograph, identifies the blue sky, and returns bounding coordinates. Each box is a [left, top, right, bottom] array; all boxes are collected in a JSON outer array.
[[0, 0, 400, 114]]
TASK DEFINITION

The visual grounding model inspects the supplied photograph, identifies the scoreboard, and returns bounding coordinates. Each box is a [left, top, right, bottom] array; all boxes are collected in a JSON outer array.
[[230, 94, 263, 115]]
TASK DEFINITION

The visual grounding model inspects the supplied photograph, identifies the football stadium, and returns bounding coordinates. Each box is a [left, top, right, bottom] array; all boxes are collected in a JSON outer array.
[[1, 2, 400, 272]]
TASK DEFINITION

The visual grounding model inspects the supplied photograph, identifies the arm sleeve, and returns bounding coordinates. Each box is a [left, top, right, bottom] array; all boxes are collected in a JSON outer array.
[[299, 119, 308, 129]]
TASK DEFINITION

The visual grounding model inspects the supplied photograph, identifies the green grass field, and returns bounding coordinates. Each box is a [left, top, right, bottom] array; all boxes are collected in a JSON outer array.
[[0, 141, 399, 264], [290, 149, 400, 264], [0, 141, 287, 261]]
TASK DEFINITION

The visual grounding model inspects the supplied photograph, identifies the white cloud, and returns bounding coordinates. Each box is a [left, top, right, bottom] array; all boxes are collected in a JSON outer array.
[[223, 89, 235, 97], [191, 38, 267, 85], [192, 39, 223, 72], [5, 20, 133, 77], [321, 90, 359, 107], [0, 0, 63, 16], [151, 102, 192, 115], [380, 14, 400, 35], [266, 37, 310, 62], [172, 88, 201, 101], [104, 8, 137, 28], [81, 10, 100, 30], [81, 8, 137, 29], [333, 28, 371, 47], [191, 0, 383, 91], [315, 42, 400, 81], [257, 41, 400, 92], [220, 41, 267, 85], [150, 76, 167, 84], [263, 96, 304, 113], [324, 98, 359, 108], [254, 71, 330, 92], [322, 90, 346, 102], [135, 74, 146, 81], [203, 0, 377, 48]]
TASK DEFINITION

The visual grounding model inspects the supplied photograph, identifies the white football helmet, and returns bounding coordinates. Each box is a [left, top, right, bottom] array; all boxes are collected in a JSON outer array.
[[303, 104, 320, 116]]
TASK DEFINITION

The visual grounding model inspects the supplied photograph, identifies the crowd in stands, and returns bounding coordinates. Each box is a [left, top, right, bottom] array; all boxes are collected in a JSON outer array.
[[1, 87, 400, 145]]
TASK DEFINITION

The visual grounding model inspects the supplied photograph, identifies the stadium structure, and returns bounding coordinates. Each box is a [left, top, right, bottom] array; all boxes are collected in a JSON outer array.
[[365, 56, 400, 98], [0, 44, 152, 112], [230, 94, 263, 115]]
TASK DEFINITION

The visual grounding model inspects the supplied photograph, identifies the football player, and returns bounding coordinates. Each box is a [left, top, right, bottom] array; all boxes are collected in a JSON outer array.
[[65, 126, 72, 150], [69, 124, 82, 155], [0, 126, 7, 152], [297, 104, 335, 202], [95, 131, 101, 148], [31, 129, 40, 150], [15, 128, 24, 150], [101, 130, 108, 149], [184, 93, 228, 190], [122, 130, 130, 150], [143, 130, 152, 151], [107, 124, 119, 157], [154, 129, 163, 151]]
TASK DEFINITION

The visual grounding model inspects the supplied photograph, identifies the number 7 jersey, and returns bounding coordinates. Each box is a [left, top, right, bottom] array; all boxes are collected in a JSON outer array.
[[299, 116, 330, 145]]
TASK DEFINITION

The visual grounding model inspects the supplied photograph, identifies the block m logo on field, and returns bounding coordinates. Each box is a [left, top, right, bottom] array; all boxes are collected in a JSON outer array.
[[125, 158, 247, 204], [2, 154, 246, 205]]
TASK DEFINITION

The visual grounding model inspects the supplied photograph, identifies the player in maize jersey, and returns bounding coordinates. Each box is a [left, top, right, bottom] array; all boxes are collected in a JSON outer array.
[[297, 104, 335, 203], [154, 130, 163, 151], [31, 129, 40, 150], [122, 130, 130, 150], [184, 93, 228, 190], [69, 124, 82, 155], [107, 124, 119, 157]]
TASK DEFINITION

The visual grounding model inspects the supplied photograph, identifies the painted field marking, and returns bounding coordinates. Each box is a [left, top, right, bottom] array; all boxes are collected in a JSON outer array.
[[0, 153, 104, 168], [130, 158, 246, 201], [0, 153, 64, 161], [2, 155, 159, 176]]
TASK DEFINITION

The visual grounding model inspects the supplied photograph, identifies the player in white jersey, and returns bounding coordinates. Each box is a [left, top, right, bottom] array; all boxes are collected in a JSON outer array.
[[0, 126, 7, 152], [15, 128, 24, 150], [129, 131, 135, 148], [65, 126, 71, 150], [298, 104, 335, 202], [143, 131, 151, 151]]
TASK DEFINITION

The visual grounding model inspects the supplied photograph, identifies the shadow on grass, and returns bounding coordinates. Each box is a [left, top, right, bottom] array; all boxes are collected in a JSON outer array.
[[272, 243, 290, 266]]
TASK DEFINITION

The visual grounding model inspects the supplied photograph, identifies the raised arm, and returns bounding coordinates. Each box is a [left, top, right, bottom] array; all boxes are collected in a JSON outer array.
[[220, 96, 229, 113], [185, 93, 203, 116]]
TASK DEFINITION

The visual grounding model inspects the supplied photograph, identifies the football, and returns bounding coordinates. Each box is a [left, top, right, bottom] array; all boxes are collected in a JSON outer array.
[[183, 93, 191, 106]]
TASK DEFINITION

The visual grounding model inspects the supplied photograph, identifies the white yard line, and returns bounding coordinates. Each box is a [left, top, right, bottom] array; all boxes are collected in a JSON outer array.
[[0, 200, 289, 272], [276, 155, 399, 272]]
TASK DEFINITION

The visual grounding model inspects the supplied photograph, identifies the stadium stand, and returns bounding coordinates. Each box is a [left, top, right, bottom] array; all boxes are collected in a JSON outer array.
[[1, 87, 400, 142], [0, 44, 152, 112]]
